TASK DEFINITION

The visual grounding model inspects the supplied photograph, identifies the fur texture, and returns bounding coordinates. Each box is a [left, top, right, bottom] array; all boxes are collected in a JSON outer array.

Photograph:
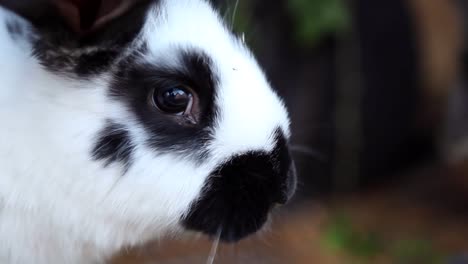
[[0, 0, 294, 263]]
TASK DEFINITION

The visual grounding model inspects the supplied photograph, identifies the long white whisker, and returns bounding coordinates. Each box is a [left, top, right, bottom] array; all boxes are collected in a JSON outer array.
[[223, 6, 232, 21], [231, 0, 240, 30], [290, 145, 327, 162], [206, 226, 223, 264]]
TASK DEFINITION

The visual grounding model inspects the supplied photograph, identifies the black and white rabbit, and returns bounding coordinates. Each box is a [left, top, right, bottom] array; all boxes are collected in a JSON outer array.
[[0, 0, 296, 263]]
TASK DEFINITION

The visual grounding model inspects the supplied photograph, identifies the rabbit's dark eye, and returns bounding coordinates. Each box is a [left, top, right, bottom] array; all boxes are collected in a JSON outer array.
[[151, 86, 199, 125], [155, 86, 192, 114]]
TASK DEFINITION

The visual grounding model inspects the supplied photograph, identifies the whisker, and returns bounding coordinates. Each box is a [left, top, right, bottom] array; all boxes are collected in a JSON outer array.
[[223, 6, 232, 21], [206, 226, 223, 264], [290, 145, 328, 162], [231, 0, 240, 30]]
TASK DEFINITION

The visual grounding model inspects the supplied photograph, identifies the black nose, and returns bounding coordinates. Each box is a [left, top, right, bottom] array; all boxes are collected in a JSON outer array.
[[182, 130, 296, 242]]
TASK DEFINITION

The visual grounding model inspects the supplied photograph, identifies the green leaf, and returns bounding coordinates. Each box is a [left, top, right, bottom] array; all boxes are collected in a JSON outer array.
[[288, 0, 350, 47]]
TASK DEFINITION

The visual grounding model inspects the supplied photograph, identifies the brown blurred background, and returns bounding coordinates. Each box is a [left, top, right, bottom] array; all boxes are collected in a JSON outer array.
[[111, 0, 468, 263]]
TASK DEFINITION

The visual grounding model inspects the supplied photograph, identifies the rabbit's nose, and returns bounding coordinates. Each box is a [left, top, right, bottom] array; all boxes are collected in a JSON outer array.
[[182, 129, 296, 242]]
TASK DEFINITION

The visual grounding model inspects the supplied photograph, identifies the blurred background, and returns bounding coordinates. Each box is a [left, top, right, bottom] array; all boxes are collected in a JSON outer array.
[[112, 0, 468, 263]]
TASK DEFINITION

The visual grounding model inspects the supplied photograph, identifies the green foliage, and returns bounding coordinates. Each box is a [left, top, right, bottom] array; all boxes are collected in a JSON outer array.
[[228, 0, 350, 48], [321, 212, 448, 264], [287, 0, 350, 46], [322, 213, 383, 259], [390, 239, 445, 264]]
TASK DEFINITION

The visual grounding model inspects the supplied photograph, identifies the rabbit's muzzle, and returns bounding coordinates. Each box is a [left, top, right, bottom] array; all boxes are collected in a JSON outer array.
[[182, 130, 297, 242]]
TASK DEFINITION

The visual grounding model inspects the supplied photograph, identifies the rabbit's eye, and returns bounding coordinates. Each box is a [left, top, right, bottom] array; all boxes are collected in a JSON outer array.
[[151, 86, 199, 125], [155, 86, 192, 113]]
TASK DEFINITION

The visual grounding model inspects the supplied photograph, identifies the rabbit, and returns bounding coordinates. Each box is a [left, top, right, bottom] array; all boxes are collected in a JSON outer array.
[[0, 0, 296, 263]]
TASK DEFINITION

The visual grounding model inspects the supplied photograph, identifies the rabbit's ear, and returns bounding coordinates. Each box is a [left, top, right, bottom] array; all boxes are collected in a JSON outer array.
[[1, 0, 146, 35], [53, 0, 146, 34]]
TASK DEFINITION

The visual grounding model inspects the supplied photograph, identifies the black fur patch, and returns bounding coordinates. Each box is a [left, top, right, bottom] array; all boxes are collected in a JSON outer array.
[[92, 121, 135, 171], [182, 129, 296, 242], [109, 49, 219, 161], [74, 49, 120, 77]]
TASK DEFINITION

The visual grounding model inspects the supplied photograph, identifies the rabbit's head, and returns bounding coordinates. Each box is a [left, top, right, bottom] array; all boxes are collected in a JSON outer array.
[[0, 0, 296, 253]]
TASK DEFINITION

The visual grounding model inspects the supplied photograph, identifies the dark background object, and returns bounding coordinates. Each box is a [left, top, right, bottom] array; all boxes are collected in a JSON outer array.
[[356, 0, 435, 186], [217, 0, 438, 199]]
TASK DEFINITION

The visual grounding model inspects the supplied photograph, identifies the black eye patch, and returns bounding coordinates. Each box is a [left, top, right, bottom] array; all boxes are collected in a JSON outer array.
[[109, 49, 220, 162]]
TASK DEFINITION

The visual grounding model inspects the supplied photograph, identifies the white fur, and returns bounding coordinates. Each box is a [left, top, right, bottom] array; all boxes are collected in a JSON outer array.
[[0, 1, 291, 263]]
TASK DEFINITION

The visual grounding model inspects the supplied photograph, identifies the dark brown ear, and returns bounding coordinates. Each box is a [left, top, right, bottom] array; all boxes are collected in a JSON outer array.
[[53, 0, 143, 34], [0, 0, 143, 35]]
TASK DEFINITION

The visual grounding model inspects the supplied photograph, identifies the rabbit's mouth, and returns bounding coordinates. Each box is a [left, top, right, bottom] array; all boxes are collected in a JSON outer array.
[[181, 129, 296, 242]]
